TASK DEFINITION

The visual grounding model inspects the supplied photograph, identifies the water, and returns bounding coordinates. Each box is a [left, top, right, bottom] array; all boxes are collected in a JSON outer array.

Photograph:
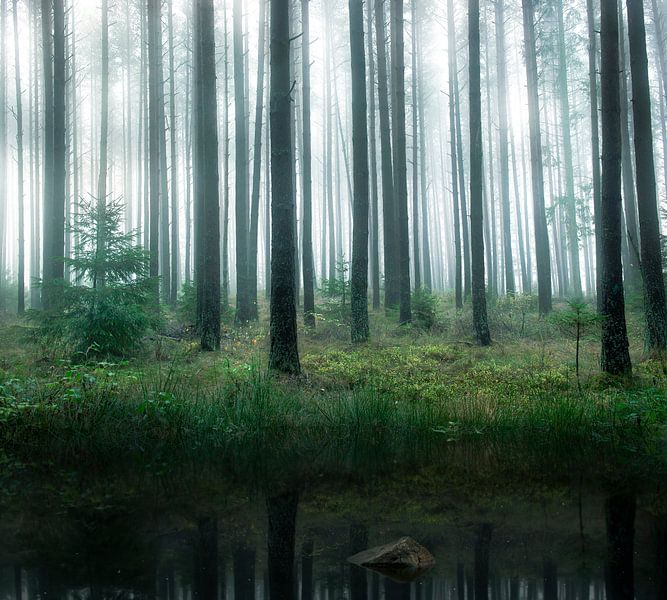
[[0, 441, 664, 599]]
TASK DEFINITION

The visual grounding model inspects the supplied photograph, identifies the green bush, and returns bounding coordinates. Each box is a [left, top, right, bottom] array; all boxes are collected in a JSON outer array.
[[31, 197, 156, 358], [411, 288, 440, 330]]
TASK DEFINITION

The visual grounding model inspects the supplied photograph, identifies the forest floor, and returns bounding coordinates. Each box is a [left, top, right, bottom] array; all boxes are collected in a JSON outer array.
[[0, 295, 665, 464]]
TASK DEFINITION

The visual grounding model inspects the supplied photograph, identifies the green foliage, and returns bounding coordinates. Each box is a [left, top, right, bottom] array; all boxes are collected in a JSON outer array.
[[550, 299, 602, 384], [492, 293, 538, 336], [31, 197, 156, 358], [411, 288, 440, 330], [177, 281, 197, 325], [320, 256, 351, 306]]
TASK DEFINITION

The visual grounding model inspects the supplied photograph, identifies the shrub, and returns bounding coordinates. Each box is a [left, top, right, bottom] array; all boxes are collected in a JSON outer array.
[[31, 197, 156, 358], [411, 288, 439, 330]]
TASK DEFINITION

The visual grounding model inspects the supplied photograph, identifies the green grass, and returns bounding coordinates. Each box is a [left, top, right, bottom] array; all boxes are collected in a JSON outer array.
[[0, 297, 665, 466]]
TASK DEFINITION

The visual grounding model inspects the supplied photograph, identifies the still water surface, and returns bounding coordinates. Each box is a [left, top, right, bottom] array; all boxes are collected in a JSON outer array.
[[0, 442, 664, 599]]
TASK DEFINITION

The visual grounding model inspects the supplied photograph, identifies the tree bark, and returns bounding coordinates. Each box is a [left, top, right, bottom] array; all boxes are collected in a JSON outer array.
[[374, 0, 398, 310], [168, 0, 179, 304], [249, 0, 268, 321], [147, 0, 161, 303], [194, 0, 221, 351], [390, 0, 411, 324], [626, 0, 667, 352], [301, 0, 315, 327], [269, 0, 301, 374], [556, 0, 583, 297], [367, 0, 380, 310], [13, 0, 25, 314], [469, 0, 491, 345], [522, 0, 552, 314], [448, 0, 462, 309], [495, 0, 514, 296], [600, 0, 632, 375], [350, 0, 370, 343], [234, 0, 251, 323]]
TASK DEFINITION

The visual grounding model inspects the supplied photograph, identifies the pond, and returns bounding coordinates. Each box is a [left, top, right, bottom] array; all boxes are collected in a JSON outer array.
[[0, 439, 664, 599]]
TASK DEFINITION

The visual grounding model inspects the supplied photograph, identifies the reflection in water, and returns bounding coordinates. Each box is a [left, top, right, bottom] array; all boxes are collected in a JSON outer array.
[[0, 462, 662, 599]]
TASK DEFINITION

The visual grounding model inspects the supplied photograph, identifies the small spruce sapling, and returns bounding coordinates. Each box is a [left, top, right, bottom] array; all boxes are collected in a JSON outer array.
[[551, 299, 601, 389]]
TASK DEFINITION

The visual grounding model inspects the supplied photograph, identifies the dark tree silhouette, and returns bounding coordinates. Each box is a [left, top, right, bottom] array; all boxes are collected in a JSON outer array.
[[469, 0, 491, 345], [599, 0, 632, 375], [269, 0, 300, 374], [350, 0, 370, 343]]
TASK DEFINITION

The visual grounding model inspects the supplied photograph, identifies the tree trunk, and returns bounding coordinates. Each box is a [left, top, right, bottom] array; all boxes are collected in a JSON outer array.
[[96, 0, 109, 289], [626, 0, 667, 352], [234, 0, 251, 323], [52, 0, 65, 289], [618, 3, 642, 293], [600, 0, 632, 375], [0, 0, 6, 310], [13, 0, 25, 314], [249, 0, 268, 321], [193, 0, 221, 351], [168, 0, 179, 304], [469, 0, 491, 345], [587, 0, 603, 309], [411, 0, 421, 291], [522, 0, 552, 314], [390, 0, 411, 324], [495, 0, 514, 296], [147, 0, 161, 302], [367, 0, 380, 310], [374, 0, 398, 310], [350, 0, 370, 343], [448, 0, 462, 309], [269, 0, 301, 374], [301, 0, 315, 327], [222, 0, 231, 309], [556, 0, 583, 297]]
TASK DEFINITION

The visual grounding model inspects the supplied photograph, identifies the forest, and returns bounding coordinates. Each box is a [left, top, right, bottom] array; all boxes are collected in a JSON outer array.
[[0, 0, 667, 598]]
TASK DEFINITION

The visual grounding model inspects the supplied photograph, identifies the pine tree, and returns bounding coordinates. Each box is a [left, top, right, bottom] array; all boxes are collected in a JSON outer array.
[[469, 0, 490, 345], [193, 0, 221, 351], [599, 0, 632, 375], [269, 0, 300, 374], [349, 0, 370, 343], [626, 0, 667, 352]]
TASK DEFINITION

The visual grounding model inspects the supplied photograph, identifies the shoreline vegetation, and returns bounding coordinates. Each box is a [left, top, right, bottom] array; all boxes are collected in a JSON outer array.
[[0, 295, 665, 467]]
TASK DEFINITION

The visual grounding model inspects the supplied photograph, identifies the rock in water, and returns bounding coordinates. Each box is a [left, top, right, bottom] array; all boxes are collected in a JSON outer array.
[[347, 536, 435, 583]]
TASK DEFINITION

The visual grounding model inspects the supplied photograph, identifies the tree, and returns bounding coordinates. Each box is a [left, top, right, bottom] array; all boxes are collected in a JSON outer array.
[[96, 0, 109, 289], [469, 0, 490, 345], [586, 0, 603, 309], [556, 0, 582, 297], [521, 0, 552, 315], [626, 0, 667, 353], [41, 0, 66, 309], [494, 0, 515, 296], [599, 0, 632, 375], [269, 0, 300, 374], [301, 0, 315, 327], [366, 0, 380, 310], [147, 0, 161, 302], [234, 0, 251, 324], [0, 0, 6, 309], [390, 0, 411, 324], [167, 0, 179, 305], [447, 0, 462, 309], [374, 0, 398, 310], [13, 0, 25, 314], [193, 0, 221, 351], [349, 0, 370, 343], [249, 0, 268, 322]]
